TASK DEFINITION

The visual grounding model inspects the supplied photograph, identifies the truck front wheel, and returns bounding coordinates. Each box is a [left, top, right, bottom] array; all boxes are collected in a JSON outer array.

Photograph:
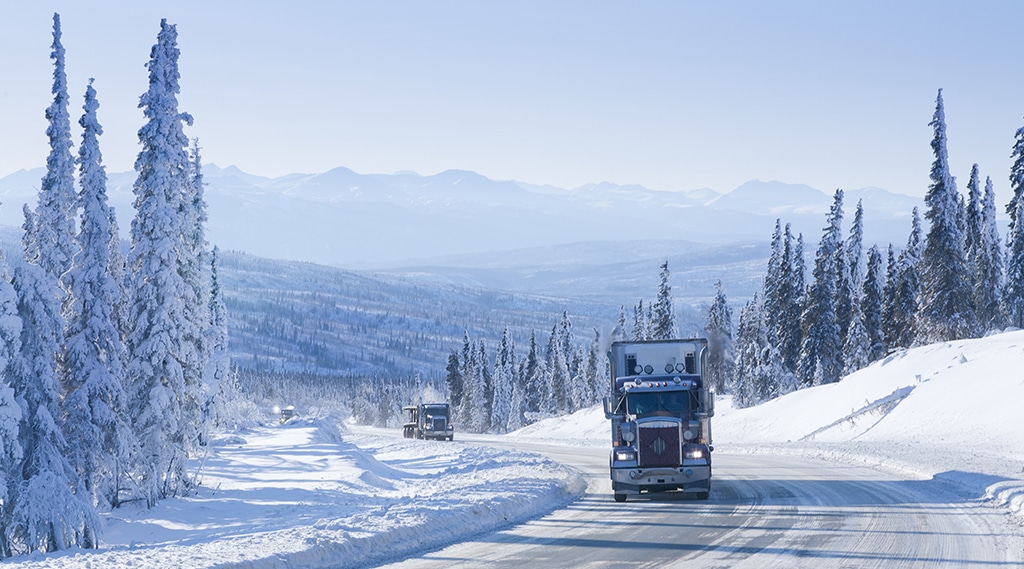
[[614, 493, 627, 503]]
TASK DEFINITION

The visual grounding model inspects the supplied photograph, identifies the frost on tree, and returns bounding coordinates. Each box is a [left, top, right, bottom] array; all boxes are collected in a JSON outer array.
[[798, 190, 844, 386], [917, 89, 977, 342], [63, 79, 132, 511], [125, 19, 201, 506], [35, 13, 78, 294], [7, 262, 99, 553]]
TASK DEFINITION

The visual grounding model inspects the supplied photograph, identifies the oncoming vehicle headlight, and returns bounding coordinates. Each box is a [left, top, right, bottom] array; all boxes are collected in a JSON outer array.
[[614, 449, 636, 462], [684, 446, 705, 460]]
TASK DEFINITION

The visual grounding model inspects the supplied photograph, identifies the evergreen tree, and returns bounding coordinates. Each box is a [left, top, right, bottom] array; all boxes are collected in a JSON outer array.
[[62, 79, 132, 510], [180, 138, 214, 452], [797, 190, 844, 386], [778, 228, 805, 374], [1008, 114, 1024, 232], [731, 294, 783, 407], [489, 328, 515, 433], [204, 247, 230, 435], [583, 328, 604, 407], [704, 280, 733, 394], [1006, 115, 1024, 327], [861, 245, 886, 362], [7, 261, 99, 553], [846, 200, 866, 290], [964, 164, 983, 277], [763, 221, 786, 346], [35, 14, 78, 297], [478, 341, 493, 429], [975, 177, 1005, 331], [843, 296, 871, 375], [891, 209, 923, 348], [520, 331, 544, 418], [649, 261, 675, 340], [124, 19, 197, 505], [917, 89, 977, 342], [545, 323, 571, 414], [631, 300, 647, 341], [882, 244, 900, 348], [444, 349, 463, 411], [0, 252, 23, 559]]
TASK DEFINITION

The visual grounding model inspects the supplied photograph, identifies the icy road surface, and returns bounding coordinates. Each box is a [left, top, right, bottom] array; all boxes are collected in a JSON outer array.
[[378, 434, 1023, 568]]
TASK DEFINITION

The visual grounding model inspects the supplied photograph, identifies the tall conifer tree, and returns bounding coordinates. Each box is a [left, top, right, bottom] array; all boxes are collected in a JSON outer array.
[[798, 190, 844, 386], [125, 19, 196, 505], [918, 89, 977, 342], [62, 79, 132, 510]]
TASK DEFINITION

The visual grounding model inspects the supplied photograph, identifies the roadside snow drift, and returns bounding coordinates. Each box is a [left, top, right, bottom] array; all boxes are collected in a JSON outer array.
[[10, 417, 584, 569]]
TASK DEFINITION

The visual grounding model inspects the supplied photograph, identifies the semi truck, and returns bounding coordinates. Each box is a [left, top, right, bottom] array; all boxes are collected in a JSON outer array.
[[402, 402, 455, 441], [604, 339, 714, 502]]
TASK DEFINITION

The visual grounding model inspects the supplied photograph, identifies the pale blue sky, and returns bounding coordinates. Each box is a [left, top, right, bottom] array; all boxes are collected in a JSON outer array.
[[2, 1, 1022, 200]]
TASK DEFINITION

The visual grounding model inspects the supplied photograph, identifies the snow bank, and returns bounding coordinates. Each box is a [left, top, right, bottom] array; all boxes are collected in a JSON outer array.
[[8, 417, 584, 569], [713, 329, 1024, 521]]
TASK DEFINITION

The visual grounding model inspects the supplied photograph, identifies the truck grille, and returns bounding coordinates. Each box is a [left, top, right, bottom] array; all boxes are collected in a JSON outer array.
[[431, 418, 446, 431], [638, 425, 680, 468]]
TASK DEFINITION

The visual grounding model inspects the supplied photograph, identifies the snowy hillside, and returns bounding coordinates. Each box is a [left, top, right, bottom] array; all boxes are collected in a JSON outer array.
[[7, 331, 1023, 568]]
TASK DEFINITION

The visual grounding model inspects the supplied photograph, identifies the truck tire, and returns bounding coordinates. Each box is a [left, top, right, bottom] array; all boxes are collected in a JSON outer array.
[[614, 493, 627, 503], [695, 491, 710, 500]]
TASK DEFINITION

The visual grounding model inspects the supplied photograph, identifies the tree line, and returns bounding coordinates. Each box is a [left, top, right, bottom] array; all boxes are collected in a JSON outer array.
[[0, 15, 226, 557], [444, 261, 678, 433], [711, 89, 1024, 408]]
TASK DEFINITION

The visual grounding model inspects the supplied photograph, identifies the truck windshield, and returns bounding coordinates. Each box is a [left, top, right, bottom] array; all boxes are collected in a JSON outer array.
[[423, 405, 449, 417], [626, 391, 692, 416]]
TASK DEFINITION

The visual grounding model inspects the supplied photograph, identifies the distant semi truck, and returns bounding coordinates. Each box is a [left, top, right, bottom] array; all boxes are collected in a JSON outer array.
[[402, 403, 455, 441], [604, 339, 715, 502]]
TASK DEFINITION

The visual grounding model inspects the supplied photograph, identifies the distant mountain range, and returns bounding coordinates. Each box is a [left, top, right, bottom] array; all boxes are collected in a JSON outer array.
[[0, 165, 926, 269]]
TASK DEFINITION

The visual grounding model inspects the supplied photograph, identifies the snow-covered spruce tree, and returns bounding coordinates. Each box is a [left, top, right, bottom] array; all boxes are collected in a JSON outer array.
[[614, 305, 627, 342], [489, 327, 515, 433], [478, 341, 493, 430], [0, 252, 23, 559], [649, 261, 676, 340], [882, 245, 899, 347], [583, 328, 604, 408], [35, 14, 78, 300], [125, 19, 198, 506], [846, 200, 866, 292], [842, 296, 871, 375], [519, 331, 545, 420], [545, 322, 571, 415], [778, 228, 805, 375], [1005, 197, 1024, 328], [62, 79, 132, 511], [567, 342, 588, 413], [861, 245, 887, 361], [763, 221, 786, 343], [917, 89, 977, 342], [704, 280, 733, 394], [797, 189, 844, 386], [888, 209, 923, 348], [444, 349, 463, 412], [181, 138, 214, 450], [7, 259, 99, 553], [632, 299, 647, 341], [975, 177, 1005, 331], [731, 294, 777, 408], [206, 247, 232, 430], [1005, 116, 1024, 328], [964, 164, 983, 277]]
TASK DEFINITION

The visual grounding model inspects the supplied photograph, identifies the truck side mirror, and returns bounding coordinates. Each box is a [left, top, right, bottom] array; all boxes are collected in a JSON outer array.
[[603, 396, 616, 419]]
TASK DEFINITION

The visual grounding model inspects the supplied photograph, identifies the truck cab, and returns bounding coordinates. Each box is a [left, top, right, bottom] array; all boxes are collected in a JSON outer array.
[[605, 339, 714, 502]]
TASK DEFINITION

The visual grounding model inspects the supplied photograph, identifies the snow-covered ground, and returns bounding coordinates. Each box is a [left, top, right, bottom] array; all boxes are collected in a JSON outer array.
[[8, 330, 1024, 567]]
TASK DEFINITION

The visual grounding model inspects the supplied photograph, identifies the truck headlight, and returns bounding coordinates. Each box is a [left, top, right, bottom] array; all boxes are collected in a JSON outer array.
[[684, 445, 707, 460], [614, 449, 636, 462]]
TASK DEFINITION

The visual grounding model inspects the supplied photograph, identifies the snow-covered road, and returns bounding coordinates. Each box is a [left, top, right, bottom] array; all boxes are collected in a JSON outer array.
[[377, 436, 1022, 568]]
